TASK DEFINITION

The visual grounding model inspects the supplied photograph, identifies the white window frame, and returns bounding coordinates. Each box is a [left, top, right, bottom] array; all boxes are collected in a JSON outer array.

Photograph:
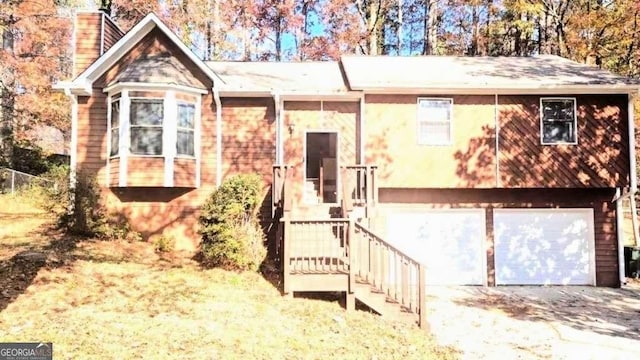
[[176, 101, 196, 158], [129, 97, 165, 157], [540, 97, 578, 145], [108, 95, 121, 158], [416, 97, 454, 145]]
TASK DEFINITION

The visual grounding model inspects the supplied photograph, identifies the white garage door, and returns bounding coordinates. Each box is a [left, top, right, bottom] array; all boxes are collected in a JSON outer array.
[[493, 209, 595, 285], [387, 210, 486, 285]]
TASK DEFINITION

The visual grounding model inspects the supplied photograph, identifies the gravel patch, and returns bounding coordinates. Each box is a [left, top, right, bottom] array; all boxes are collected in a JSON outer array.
[[425, 284, 640, 359]]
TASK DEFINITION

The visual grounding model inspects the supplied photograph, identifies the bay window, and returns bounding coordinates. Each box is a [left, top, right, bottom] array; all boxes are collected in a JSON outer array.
[[107, 90, 199, 159], [105, 85, 203, 188]]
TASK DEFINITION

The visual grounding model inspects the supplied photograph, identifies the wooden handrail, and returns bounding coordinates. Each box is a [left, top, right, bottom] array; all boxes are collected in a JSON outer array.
[[340, 165, 378, 207], [353, 221, 428, 329]]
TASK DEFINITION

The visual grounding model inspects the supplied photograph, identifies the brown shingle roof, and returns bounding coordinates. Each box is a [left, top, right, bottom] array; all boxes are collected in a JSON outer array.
[[206, 61, 349, 93], [110, 52, 207, 89], [340, 55, 639, 90]]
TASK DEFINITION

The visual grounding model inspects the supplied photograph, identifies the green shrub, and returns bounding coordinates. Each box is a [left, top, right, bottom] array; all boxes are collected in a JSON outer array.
[[31, 165, 140, 241], [152, 235, 175, 253], [199, 174, 266, 271]]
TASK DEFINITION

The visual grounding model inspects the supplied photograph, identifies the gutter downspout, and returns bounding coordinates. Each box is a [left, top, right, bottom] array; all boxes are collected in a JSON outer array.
[[629, 93, 637, 197], [214, 87, 222, 187], [616, 187, 626, 286], [616, 93, 638, 286], [628, 95, 639, 248], [273, 92, 283, 164], [622, 93, 639, 285], [359, 94, 365, 165], [495, 94, 500, 187]]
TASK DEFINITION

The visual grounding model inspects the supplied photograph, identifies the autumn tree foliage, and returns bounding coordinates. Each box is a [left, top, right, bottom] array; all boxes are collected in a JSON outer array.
[[3, 0, 640, 169], [0, 0, 74, 166]]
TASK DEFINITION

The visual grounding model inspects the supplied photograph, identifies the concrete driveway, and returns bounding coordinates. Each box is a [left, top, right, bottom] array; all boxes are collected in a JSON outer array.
[[425, 283, 640, 359]]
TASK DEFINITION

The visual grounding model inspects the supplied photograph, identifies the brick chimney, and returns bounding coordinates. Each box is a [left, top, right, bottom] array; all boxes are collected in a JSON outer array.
[[73, 8, 124, 77]]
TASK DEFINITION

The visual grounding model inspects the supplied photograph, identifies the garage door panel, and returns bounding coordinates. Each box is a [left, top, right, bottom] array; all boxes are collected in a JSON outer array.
[[387, 210, 485, 285], [494, 209, 594, 285]]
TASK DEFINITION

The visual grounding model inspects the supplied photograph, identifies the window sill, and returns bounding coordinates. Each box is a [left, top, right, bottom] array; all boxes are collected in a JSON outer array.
[[540, 141, 578, 146], [127, 154, 165, 158], [417, 142, 453, 147], [109, 155, 197, 159]]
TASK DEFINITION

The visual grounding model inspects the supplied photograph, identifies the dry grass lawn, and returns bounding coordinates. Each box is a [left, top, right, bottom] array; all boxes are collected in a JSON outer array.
[[0, 193, 457, 359]]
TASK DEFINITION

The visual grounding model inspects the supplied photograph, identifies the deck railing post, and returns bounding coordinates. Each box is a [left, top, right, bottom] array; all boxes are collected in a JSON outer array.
[[371, 166, 378, 205], [418, 263, 428, 330], [348, 218, 356, 293], [368, 166, 372, 204], [283, 168, 293, 213], [272, 166, 279, 217], [382, 245, 389, 296], [283, 218, 291, 297]]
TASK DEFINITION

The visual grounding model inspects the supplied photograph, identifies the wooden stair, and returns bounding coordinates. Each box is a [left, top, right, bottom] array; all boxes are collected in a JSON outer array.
[[275, 164, 428, 330], [352, 280, 421, 326]]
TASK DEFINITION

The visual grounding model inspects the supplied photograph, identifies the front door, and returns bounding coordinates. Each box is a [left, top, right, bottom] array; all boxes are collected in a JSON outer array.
[[304, 132, 338, 204]]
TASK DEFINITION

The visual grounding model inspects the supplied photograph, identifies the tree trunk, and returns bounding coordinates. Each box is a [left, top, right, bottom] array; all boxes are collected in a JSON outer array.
[[485, 0, 493, 55], [555, 21, 565, 56], [297, 1, 310, 59], [470, 4, 479, 55], [205, 20, 212, 60], [211, 0, 220, 59], [513, 12, 522, 56], [397, 0, 403, 54], [0, 85, 14, 168], [368, 0, 380, 55], [243, 8, 251, 61], [275, 16, 282, 61], [423, 0, 437, 55], [539, 9, 550, 54]]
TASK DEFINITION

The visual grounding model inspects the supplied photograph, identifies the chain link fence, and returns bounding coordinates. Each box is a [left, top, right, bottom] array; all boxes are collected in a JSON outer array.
[[0, 167, 55, 194]]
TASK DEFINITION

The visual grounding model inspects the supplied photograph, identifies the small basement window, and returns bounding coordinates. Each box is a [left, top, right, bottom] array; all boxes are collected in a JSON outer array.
[[417, 98, 453, 145], [540, 98, 577, 145]]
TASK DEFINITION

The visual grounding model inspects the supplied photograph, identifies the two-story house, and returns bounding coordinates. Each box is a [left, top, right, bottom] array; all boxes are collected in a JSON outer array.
[[56, 10, 639, 326]]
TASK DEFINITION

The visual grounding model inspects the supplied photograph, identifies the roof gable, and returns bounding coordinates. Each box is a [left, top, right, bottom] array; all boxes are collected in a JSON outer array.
[[99, 27, 210, 90], [110, 52, 206, 89], [66, 13, 221, 95]]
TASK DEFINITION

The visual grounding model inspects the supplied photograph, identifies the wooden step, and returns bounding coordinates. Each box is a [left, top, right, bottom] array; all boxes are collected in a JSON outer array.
[[352, 282, 419, 326]]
